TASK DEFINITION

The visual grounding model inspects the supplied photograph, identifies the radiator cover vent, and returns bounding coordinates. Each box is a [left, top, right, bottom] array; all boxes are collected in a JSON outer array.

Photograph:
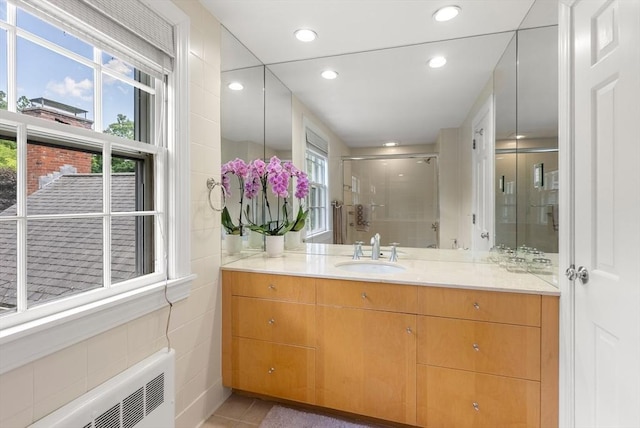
[[30, 348, 175, 428]]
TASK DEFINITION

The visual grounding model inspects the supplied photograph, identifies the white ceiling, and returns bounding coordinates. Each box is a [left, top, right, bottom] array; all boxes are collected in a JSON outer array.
[[204, 0, 558, 148]]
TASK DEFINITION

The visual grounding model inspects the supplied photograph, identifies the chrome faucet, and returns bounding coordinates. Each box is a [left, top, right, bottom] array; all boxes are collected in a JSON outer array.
[[370, 233, 381, 260], [388, 242, 399, 262]]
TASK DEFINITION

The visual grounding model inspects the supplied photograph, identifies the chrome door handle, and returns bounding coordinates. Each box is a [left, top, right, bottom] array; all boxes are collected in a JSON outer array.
[[565, 264, 589, 284], [577, 266, 589, 284], [480, 232, 490, 240]]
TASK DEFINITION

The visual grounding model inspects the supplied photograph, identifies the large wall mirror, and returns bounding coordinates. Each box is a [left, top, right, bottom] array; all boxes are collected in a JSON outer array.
[[220, 1, 559, 280]]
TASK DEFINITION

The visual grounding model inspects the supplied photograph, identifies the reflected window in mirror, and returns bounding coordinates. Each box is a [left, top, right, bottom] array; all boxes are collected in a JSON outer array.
[[305, 127, 329, 238]]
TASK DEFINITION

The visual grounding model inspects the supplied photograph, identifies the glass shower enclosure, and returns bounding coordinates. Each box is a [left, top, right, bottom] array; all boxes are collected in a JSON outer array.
[[342, 155, 439, 248]]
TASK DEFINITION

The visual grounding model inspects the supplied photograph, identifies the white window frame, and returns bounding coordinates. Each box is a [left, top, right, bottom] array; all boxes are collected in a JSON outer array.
[[0, 1, 193, 375], [305, 146, 329, 239]]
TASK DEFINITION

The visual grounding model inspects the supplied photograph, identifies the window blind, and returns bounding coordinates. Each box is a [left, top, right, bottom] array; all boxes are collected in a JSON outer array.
[[306, 128, 328, 155], [16, 0, 175, 76]]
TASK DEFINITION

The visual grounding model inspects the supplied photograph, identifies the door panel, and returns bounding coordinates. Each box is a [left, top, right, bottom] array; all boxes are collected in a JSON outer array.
[[572, 0, 640, 426]]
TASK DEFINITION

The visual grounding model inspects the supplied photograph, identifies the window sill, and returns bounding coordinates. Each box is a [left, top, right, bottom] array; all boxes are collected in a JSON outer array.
[[0, 275, 194, 375]]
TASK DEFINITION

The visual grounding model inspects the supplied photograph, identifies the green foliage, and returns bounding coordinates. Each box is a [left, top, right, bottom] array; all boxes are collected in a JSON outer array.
[[0, 140, 17, 171], [16, 96, 31, 111], [0, 92, 33, 111], [91, 155, 136, 174], [92, 114, 137, 173], [222, 206, 242, 235], [104, 113, 134, 140]]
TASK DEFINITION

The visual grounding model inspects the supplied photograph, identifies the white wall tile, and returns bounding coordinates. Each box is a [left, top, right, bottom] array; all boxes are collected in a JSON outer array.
[[0, 363, 33, 421], [33, 341, 87, 403]]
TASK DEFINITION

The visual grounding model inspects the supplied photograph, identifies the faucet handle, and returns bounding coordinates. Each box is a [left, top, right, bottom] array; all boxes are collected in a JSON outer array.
[[389, 242, 400, 262], [353, 241, 364, 260]]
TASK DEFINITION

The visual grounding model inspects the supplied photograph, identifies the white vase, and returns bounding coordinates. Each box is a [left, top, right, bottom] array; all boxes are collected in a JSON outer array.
[[285, 230, 302, 250], [265, 235, 284, 257], [225, 234, 242, 255]]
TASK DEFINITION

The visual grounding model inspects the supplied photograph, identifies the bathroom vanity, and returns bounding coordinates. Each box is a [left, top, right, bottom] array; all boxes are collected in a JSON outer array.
[[221, 248, 559, 427]]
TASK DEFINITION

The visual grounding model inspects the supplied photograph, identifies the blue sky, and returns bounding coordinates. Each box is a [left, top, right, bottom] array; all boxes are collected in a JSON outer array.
[[1, 1, 137, 130]]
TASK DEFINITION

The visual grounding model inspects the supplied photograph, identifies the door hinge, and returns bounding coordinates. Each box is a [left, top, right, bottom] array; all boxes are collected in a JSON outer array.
[[472, 214, 476, 224], [473, 139, 476, 150]]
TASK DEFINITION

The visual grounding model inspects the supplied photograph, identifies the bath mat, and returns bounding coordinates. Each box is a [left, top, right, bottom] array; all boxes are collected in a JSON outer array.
[[259, 405, 375, 428]]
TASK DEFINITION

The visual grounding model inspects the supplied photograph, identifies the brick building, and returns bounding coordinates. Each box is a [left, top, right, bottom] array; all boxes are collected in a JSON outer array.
[[21, 98, 94, 195]]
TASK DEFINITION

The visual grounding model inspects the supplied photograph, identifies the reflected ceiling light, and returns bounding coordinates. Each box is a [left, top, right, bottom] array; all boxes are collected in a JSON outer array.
[[383, 141, 399, 147], [433, 5, 461, 22], [294, 28, 317, 42], [398, 173, 405, 177], [516, 135, 526, 139], [428, 56, 447, 68], [321, 70, 339, 80], [228, 82, 244, 91]]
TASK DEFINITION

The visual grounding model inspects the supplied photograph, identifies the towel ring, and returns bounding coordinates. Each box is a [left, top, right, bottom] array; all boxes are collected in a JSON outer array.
[[206, 178, 226, 212]]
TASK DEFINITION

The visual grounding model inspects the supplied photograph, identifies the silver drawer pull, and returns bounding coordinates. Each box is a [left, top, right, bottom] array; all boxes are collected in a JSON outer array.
[[268, 318, 275, 325], [473, 343, 480, 352], [268, 284, 276, 290], [406, 327, 413, 334], [473, 302, 480, 310], [361, 292, 367, 299], [472, 402, 479, 411], [268, 367, 275, 374]]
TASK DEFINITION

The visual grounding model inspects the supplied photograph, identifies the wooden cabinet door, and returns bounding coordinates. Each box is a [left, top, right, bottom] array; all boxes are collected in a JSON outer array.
[[316, 305, 416, 425], [417, 365, 540, 428]]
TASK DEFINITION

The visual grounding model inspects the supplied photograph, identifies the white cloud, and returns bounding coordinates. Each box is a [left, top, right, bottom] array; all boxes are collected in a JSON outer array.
[[104, 57, 133, 76], [103, 58, 133, 85], [46, 77, 93, 101]]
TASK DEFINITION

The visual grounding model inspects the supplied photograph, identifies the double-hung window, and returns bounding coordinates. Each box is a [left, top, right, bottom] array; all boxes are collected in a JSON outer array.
[[0, 0, 190, 373], [304, 128, 329, 238]]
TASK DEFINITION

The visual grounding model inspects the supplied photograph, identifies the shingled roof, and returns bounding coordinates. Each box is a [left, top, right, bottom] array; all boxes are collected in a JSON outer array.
[[0, 173, 139, 310]]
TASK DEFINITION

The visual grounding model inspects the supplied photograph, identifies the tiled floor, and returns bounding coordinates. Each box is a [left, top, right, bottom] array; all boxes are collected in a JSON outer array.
[[202, 393, 393, 428], [203, 394, 274, 427]]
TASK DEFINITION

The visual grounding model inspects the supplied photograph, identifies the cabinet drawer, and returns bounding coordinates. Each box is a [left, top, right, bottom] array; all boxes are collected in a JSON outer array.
[[418, 316, 540, 381], [232, 296, 315, 347], [417, 365, 540, 428], [317, 279, 417, 313], [226, 271, 315, 303], [232, 337, 315, 404], [418, 287, 541, 326]]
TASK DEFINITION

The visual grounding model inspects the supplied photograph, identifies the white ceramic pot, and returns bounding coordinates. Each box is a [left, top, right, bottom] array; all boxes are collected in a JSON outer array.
[[265, 235, 284, 257], [225, 234, 242, 255]]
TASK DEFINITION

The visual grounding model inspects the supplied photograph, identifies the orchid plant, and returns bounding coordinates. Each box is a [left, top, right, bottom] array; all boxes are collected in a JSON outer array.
[[244, 156, 310, 236], [220, 158, 248, 235], [220, 156, 310, 236]]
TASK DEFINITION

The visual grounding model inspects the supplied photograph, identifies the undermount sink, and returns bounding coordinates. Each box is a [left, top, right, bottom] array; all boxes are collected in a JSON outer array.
[[335, 260, 406, 274]]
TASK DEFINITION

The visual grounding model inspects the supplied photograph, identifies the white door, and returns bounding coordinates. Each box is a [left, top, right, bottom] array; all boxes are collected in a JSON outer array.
[[571, 0, 640, 426], [472, 99, 494, 252]]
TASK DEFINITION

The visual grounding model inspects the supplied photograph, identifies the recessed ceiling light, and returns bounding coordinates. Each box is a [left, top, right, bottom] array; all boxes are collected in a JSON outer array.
[[433, 5, 461, 22], [321, 70, 338, 80], [383, 141, 399, 147], [428, 56, 447, 68], [294, 28, 317, 42], [228, 82, 244, 91]]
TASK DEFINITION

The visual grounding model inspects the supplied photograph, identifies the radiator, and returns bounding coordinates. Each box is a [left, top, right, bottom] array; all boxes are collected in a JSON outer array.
[[30, 348, 175, 428]]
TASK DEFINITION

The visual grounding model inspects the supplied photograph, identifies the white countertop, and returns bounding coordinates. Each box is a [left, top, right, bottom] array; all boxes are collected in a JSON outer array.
[[221, 244, 561, 296]]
